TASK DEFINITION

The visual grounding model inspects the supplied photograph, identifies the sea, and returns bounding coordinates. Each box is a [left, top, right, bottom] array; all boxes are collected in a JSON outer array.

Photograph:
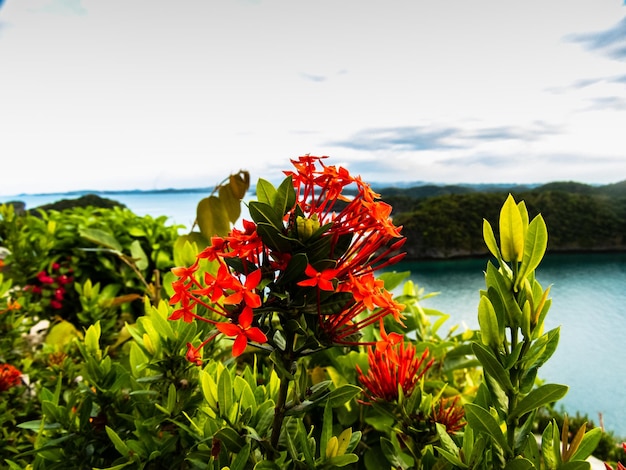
[[2, 190, 625, 438]]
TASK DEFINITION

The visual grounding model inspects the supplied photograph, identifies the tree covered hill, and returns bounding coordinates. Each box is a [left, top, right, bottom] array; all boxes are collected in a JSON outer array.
[[381, 180, 626, 260]]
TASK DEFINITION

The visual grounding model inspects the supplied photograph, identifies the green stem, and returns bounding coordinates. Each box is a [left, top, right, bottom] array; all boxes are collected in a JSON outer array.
[[270, 369, 292, 450], [269, 329, 296, 452]]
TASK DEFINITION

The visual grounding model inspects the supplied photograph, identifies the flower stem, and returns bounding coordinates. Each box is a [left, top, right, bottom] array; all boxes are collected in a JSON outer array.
[[270, 368, 292, 450], [269, 329, 297, 452]]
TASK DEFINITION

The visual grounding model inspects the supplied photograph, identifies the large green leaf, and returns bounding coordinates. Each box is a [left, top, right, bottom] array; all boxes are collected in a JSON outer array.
[[569, 427, 602, 462], [483, 218, 502, 263], [214, 427, 244, 453], [248, 201, 284, 229], [219, 183, 242, 224], [129, 240, 148, 270], [504, 458, 535, 470], [326, 384, 361, 408], [229, 171, 250, 199], [511, 384, 568, 419], [464, 403, 510, 454], [486, 261, 522, 327], [255, 222, 294, 252], [218, 367, 233, 420], [472, 342, 513, 393], [274, 176, 296, 217], [499, 194, 524, 262], [516, 215, 548, 290], [80, 227, 123, 252], [255, 178, 277, 205], [478, 296, 502, 350], [197, 196, 231, 238]]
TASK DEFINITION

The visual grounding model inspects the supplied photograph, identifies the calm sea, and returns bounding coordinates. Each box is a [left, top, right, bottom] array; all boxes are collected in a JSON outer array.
[[394, 254, 626, 438], [2, 191, 625, 437]]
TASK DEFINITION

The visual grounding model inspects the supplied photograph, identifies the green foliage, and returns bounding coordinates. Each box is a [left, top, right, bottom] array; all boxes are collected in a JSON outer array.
[[390, 185, 626, 259], [1, 180, 621, 469]]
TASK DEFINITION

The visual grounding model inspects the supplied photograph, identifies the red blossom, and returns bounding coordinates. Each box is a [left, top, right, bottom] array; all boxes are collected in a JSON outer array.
[[168, 296, 201, 323], [356, 342, 433, 403], [432, 396, 466, 434], [0, 363, 22, 392], [297, 264, 339, 291], [222, 269, 263, 308], [215, 307, 267, 357], [169, 155, 406, 359]]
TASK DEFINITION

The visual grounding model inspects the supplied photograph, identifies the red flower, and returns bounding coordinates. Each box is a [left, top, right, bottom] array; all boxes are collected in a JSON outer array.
[[0, 363, 22, 392], [297, 264, 338, 291], [215, 306, 268, 357], [169, 156, 405, 359], [186, 342, 204, 366], [356, 342, 433, 403], [432, 396, 466, 434], [168, 296, 201, 323], [36, 271, 55, 284], [223, 269, 262, 308]]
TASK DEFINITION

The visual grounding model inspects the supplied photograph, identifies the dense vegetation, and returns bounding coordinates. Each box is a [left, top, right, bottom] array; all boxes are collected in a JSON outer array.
[[381, 180, 626, 259], [2, 167, 626, 469]]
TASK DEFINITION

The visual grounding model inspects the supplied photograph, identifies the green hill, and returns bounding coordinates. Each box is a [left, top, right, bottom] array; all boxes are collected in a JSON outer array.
[[383, 180, 626, 260]]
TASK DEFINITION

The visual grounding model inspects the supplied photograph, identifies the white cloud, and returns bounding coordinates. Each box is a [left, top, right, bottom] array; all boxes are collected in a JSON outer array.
[[0, 0, 625, 196]]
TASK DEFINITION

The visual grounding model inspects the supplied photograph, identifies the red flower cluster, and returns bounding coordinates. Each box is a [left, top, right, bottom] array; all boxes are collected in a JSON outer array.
[[431, 395, 465, 434], [356, 341, 434, 403], [169, 155, 406, 361], [24, 262, 74, 310], [0, 363, 22, 392]]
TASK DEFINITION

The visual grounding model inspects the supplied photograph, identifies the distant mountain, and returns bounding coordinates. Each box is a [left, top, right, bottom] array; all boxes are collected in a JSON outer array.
[[385, 179, 626, 260]]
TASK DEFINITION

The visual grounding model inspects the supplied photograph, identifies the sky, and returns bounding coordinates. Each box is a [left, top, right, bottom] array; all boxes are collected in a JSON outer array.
[[1, 0, 625, 196]]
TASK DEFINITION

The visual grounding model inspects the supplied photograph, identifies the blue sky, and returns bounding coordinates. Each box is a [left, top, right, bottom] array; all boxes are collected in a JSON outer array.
[[0, 0, 625, 196]]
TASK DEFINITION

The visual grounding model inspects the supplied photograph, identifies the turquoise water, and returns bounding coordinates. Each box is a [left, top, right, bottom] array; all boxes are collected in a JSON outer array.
[[395, 253, 626, 438], [2, 191, 625, 436]]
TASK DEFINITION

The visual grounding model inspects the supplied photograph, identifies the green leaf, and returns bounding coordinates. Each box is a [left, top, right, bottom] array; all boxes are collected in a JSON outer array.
[[45, 320, 82, 352], [215, 427, 244, 453], [248, 201, 283, 229], [464, 403, 510, 454], [105, 425, 130, 457], [256, 222, 293, 252], [504, 458, 535, 470], [229, 171, 250, 199], [255, 178, 277, 205], [499, 194, 524, 262], [80, 227, 123, 252], [218, 368, 233, 419], [511, 384, 568, 419], [516, 215, 548, 290], [541, 421, 560, 470], [230, 442, 251, 470], [197, 196, 231, 238], [296, 419, 315, 468], [219, 183, 242, 224], [569, 427, 602, 461], [486, 261, 523, 327], [199, 369, 218, 410], [435, 423, 467, 468], [483, 218, 503, 263], [129, 240, 148, 270], [472, 342, 513, 393], [478, 296, 502, 349], [274, 175, 296, 217], [174, 233, 208, 267], [320, 401, 333, 460], [326, 384, 361, 408]]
